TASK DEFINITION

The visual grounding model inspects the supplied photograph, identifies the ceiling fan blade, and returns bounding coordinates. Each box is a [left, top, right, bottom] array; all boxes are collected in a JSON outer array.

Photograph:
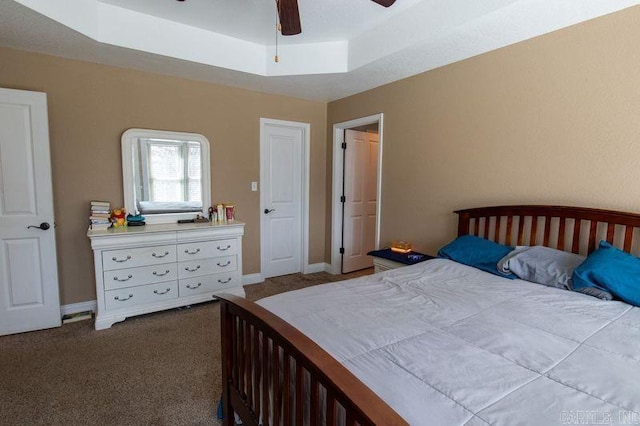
[[371, 0, 396, 6], [278, 0, 302, 36]]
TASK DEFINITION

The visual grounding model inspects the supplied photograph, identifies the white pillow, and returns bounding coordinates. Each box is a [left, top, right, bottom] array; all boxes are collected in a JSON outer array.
[[497, 246, 585, 290], [497, 246, 528, 274]]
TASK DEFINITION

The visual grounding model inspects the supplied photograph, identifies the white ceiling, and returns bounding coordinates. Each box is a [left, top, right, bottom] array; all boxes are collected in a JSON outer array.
[[99, 0, 424, 45], [2, 0, 638, 102]]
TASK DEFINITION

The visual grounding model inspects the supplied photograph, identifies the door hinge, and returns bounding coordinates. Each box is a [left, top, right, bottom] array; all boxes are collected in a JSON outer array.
[[340, 195, 346, 203], [339, 247, 345, 254], [341, 142, 347, 149]]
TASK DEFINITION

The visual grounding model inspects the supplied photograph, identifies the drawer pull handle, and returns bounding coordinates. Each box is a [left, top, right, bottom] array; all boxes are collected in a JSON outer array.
[[114, 294, 133, 301], [153, 270, 171, 277], [218, 278, 232, 284], [112, 255, 132, 263], [186, 283, 202, 290], [184, 248, 201, 255], [185, 265, 201, 272], [152, 251, 170, 258], [217, 245, 231, 251], [217, 261, 231, 267], [113, 274, 133, 282], [153, 288, 171, 295]]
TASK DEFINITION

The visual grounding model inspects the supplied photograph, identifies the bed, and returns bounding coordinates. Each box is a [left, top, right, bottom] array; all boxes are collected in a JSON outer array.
[[218, 205, 640, 425]]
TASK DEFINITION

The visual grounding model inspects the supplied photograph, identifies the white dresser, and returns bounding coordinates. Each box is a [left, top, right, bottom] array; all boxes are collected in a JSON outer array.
[[88, 221, 245, 330]]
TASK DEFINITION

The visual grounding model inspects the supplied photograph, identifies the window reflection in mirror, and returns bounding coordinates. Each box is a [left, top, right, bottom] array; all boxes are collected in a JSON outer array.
[[122, 129, 211, 223]]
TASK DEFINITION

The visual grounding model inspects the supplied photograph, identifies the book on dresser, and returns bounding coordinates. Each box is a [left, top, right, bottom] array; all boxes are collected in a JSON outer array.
[[90, 200, 111, 230]]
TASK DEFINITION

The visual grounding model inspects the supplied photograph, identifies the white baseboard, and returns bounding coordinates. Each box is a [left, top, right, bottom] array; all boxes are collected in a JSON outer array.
[[305, 263, 331, 274], [61, 300, 97, 316], [244, 264, 332, 284], [242, 273, 264, 285], [329, 263, 340, 275]]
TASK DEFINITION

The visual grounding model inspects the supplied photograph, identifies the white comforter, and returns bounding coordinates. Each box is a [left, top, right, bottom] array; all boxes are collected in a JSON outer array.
[[257, 259, 640, 425]]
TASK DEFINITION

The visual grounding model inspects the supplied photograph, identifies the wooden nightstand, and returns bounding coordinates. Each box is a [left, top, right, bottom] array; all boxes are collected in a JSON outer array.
[[367, 249, 435, 273]]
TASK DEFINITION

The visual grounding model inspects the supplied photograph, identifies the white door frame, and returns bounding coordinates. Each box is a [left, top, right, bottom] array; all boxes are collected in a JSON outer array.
[[259, 118, 311, 278], [331, 114, 384, 275]]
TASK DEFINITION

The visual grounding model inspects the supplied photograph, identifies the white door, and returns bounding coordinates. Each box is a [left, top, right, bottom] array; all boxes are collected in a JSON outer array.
[[0, 88, 60, 335], [342, 130, 379, 273], [260, 119, 307, 278]]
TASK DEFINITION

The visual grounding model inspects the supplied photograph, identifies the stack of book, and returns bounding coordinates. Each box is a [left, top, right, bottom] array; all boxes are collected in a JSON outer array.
[[90, 201, 111, 230]]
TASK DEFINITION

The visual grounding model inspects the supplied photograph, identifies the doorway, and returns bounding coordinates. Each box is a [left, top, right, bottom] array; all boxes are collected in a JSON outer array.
[[331, 114, 383, 274], [259, 118, 310, 279]]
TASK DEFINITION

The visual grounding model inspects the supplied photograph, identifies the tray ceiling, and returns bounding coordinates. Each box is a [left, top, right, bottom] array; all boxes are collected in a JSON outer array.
[[2, 0, 638, 101]]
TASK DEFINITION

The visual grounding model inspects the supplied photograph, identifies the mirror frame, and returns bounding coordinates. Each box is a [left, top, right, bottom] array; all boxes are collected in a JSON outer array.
[[121, 128, 211, 224]]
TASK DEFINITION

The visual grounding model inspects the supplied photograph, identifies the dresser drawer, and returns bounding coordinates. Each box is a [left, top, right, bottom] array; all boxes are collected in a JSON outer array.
[[178, 255, 237, 279], [102, 245, 176, 271], [179, 273, 241, 297], [103, 263, 177, 291], [177, 239, 237, 261], [104, 281, 178, 311]]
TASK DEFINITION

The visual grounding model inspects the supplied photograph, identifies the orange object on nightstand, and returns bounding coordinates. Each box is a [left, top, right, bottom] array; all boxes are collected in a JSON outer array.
[[390, 241, 412, 254]]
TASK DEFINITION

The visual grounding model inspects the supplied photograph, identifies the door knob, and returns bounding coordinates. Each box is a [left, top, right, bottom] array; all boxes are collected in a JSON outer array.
[[27, 222, 51, 230], [264, 209, 275, 214]]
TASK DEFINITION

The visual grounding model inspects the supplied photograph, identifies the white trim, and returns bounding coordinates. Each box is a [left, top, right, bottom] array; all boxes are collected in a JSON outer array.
[[60, 300, 97, 316], [305, 263, 330, 274], [259, 118, 311, 277], [331, 114, 384, 275], [242, 273, 264, 286]]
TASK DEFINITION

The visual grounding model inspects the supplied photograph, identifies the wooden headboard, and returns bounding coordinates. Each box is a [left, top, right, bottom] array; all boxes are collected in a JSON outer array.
[[455, 205, 640, 255]]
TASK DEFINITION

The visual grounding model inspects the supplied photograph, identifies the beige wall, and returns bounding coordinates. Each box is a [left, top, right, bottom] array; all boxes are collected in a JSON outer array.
[[3, 6, 639, 305], [327, 6, 640, 258], [0, 46, 327, 305]]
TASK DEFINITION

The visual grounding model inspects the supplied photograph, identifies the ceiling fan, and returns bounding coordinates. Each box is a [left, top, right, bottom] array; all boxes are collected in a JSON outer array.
[[277, 0, 397, 36], [177, 0, 396, 35], [174, 0, 397, 37]]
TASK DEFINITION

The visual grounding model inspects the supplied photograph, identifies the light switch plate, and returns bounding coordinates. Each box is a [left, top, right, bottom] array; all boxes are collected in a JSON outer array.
[[251, 181, 258, 192]]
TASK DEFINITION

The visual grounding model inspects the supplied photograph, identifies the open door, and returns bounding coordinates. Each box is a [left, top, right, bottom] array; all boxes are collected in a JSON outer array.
[[0, 88, 61, 335], [341, 129, 379, 273]]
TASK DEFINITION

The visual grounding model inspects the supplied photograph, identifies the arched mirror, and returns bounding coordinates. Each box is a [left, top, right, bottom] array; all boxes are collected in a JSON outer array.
[[122, 128, 211, 224]]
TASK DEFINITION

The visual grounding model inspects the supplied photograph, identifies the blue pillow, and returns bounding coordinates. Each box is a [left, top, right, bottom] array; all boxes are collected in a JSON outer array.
[[438, 235, 516, 279], [572, 241, 640, 306]]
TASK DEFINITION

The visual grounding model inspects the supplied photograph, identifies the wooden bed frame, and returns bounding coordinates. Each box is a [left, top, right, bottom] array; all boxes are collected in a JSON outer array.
[[456, 205, 640, 255], [219, 205, 640, 426]]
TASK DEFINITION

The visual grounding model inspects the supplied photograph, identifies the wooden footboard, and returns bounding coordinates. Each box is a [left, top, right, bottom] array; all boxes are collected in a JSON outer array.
[[218, 294, 407, 426]]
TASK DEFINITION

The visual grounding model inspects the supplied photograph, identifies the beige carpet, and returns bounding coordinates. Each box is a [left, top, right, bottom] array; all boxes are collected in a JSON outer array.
[[0, 269, 371, 426]]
